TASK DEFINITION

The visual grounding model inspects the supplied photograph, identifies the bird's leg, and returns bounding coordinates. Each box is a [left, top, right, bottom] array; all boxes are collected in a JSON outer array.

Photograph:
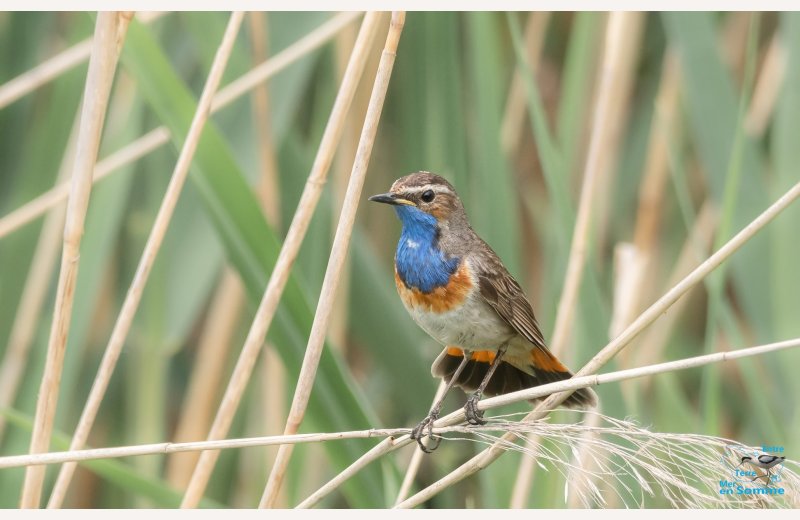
[[411, 349, 472, 453], [750, 470, 771, 487], [464, 344, 508, 426]]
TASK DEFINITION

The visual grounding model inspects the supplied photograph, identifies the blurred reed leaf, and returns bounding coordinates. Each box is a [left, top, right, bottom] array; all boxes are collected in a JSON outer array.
[[465, 13, 520, 275], [662, 12, 772, 340]]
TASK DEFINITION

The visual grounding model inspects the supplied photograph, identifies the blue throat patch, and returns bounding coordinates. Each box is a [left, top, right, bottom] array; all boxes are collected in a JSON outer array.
[[394, 205, 460, 293]]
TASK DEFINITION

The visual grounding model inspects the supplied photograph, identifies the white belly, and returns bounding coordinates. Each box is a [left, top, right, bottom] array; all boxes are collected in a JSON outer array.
[[405, 289, 516, 351]]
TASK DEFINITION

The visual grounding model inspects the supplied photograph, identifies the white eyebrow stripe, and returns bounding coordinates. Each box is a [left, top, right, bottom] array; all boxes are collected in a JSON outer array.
[[402, 185, 452, 195]]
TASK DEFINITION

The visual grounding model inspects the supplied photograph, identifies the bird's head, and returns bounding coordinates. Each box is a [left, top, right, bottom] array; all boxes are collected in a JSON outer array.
[[739, 456, 753, 466], [368, 171, 467, 231]]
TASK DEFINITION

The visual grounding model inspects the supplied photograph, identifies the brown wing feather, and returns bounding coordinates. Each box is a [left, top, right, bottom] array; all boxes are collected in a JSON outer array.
[[472, 247, 548, 351]]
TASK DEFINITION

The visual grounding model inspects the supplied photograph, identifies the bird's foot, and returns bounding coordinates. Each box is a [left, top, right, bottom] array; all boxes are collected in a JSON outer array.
[[411, 411, 441, 453], [464, 392, 486, 426]]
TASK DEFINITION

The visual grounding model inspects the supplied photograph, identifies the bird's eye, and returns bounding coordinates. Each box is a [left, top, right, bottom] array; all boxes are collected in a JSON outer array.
[[421, 190, 435, 203]]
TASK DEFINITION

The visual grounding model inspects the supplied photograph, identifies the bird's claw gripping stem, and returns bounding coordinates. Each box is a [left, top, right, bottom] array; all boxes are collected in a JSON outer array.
[[411, 411, 441, 453], [464, 392, 486, 425]]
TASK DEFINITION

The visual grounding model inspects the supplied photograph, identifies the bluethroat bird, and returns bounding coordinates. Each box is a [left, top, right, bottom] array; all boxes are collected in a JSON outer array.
[[369, 171, 597, 452]]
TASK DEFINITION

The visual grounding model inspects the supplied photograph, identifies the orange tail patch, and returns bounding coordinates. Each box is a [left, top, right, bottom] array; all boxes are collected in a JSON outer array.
[[444, 348, 497, 364], [446, 346, 464, 357], [529, 347, 569, 374], [528, 347, 597, 408], [471, 350, 496, 363]]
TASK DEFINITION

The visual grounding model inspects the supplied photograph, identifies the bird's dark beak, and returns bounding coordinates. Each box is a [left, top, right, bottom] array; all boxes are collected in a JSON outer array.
[[368, 192, 414, 206]]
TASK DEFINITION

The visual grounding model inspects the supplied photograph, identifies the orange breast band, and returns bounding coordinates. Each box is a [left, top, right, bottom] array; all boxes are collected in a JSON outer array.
[[395, 262, 473, 313]]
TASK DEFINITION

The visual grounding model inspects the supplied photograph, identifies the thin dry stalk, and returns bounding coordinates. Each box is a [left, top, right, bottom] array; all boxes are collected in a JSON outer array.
[[511, 14, 641, 507], [613, 53, 680, 351], [395, 175, 800, 508], [721, 12, 753, 80], [250, 348, 287, 505], [0, 11, 361, 241], [590, 12, 644, 256], [549, 12, 641, 359], [508, 432, 542, 507], [246, 11, 288, 507], [632, 54, 680, 252], [178, 12, 382, 508], [229, 348, 284, 507], [166, 268, 246, 488], [394, 439, 426, 505], [565, 407, 603, 507], [211, 12, 361, 111], [0, 429, 409, 470], [0, 12, 162, 110], [500, 11, 551, 155], [3, 337, 798, 472], [0, 111, 79, 442], [328, 14, 369, 352], [258, 12, 406, 508], [297, 337, 800, 508], [745, 33, 786, 136], [19, 11, 132, 509], [0, 127, 166, 240], [631, 202, 717, 369], [394, 381, 447, 505], [609, 243, 647, 339], [45, 12, 245, 508], [297, 437, 396, 507], [248, 11, 281, 227]]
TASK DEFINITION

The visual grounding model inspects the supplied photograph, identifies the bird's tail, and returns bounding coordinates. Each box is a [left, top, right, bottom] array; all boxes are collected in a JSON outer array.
[[431, 347, 597, 409]]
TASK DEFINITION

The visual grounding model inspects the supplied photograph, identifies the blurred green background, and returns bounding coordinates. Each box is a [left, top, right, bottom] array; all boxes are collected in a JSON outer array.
[[0, 11, 798, 508]]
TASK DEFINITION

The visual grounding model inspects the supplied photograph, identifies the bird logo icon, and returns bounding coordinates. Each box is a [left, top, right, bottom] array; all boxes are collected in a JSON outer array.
[[737, 454, 786, 487]]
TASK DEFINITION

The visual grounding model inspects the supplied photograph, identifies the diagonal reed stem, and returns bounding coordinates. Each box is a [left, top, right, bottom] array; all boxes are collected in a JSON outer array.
[[0, 12, 162, 110], [1, 337, 797, 471], [0, 11, 361, 241], [394, 380, 447, 505], [258, 11, 406, 508], [19, 11, 133, 509], [177, 11, 382, 508], [45, 12, 245, 509]]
